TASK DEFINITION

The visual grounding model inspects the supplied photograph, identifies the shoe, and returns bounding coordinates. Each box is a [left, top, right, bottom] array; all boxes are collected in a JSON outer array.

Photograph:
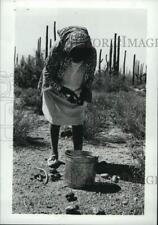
[[47, 155, 59, 168]]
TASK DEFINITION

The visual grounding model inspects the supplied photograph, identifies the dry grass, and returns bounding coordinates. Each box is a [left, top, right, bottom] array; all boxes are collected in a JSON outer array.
[[13, 100, 36, 146], [113, 91, 145, 139]]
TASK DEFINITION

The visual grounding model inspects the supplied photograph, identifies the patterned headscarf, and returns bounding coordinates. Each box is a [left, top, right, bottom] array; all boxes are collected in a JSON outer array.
[[57, 26, 92, 53]]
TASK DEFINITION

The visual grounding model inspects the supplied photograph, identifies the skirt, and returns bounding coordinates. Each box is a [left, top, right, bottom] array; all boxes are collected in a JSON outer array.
[[42, 89, 86, 126]]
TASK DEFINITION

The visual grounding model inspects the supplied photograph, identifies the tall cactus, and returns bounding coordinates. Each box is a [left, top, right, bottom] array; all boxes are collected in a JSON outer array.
[[137, 60, 140, 76], [36, 37, 42, 66], [113, 33, 117, 72], [132, 54, 136, 85], [54, 21, 56, 41], [45, 25, 49, 59], [144, 65, 147, 83], [36, 37, 41, 58], [49, 38, 52, 49], [14, 46, 16, 66], [98, 49, 103, 74], [109, 39, 113, 74], [140, 63, 144, 83], [16, 54, 18, 65], [123, 50, 127, 76], [116, 35, 120, 73], [105, 54, 109, 72], [38, 37, 41, 54]]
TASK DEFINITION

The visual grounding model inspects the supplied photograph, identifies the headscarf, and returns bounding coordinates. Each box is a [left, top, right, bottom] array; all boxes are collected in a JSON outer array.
[[57, 26, 92, 53]]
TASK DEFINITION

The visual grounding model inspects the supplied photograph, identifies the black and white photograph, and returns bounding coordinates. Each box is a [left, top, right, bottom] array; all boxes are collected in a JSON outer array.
[[0, 0, 157, 224]]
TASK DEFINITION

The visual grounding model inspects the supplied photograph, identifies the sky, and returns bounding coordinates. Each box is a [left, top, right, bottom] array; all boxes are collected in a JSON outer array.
[[15, 8, 147, 72]]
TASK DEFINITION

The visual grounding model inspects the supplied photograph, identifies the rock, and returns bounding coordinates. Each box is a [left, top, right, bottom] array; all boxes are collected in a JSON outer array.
[[101, 173, 109, 179], [74, 205, 79, 210], [46, 205, 53, 209], [67, 196, 77, 202], [122, 200, 129, 205], [54, 173, 61, 179], [134, 197, 138, 202], [49, 168, 58, 174], [92, 207, 105, 215], [66, 192, 74, 198], [61, 128, 72, 138], [111, 175, 120, 183], [65, 205, 80, 214], [66, 192, 77, 202]]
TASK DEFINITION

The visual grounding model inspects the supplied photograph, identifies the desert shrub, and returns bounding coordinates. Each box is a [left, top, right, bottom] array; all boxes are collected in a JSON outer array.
[[113, 91, 145, 139], [83, 93, 112, 139], [129, 140, 145, 183], [17, 88, 42, 115], [93, 72, 130, 93], [20, 88, 40, 106], [14, 85, 23, 98], [14, 55, 44, 89], [83, 103, 102, 140], [92, 91, 115, 110], [14, 107, 33, 146]]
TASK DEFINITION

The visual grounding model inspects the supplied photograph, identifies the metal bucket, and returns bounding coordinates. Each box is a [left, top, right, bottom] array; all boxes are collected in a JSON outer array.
[[65, 150, 98, 189]]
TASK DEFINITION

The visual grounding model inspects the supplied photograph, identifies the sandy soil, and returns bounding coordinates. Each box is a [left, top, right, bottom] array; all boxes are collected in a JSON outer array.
[[13, 114, 144, 215]]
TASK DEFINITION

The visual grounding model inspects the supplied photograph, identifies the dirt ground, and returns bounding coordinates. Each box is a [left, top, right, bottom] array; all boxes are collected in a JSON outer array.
[[13, 113, 144, 215]]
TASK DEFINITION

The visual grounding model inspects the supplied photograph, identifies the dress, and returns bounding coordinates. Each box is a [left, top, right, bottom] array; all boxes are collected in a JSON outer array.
[[37, 26, 97, 125], [42, 60, 86, 125]]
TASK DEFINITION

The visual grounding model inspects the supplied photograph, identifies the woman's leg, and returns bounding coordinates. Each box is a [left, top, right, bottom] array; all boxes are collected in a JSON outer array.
[[50, 123, 60, 159], [72, 125, 83, 150]]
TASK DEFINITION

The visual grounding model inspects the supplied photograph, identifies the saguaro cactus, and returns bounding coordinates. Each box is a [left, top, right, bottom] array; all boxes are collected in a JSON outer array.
[[109, 39, 113, 74], [98, 49, 103, 74], [113, 33, 117, 72], [105, 54, 109, 72], [38, 37, 41, 54], [144, 65, 147, 83], [123, 50, 127, 76], [49, 38, 52, 49], [36, 37, 41, 58], [54, 21, 56, 41], [116, 35, 120, 73], [137, 60, 140, 76], [36, 37, 42, 66], [16, 54, 18, 65], [14, 46, 16, 66], [45, 25, 49, 59], [140, 63, 144, 83], [132, 54, 136, 85]]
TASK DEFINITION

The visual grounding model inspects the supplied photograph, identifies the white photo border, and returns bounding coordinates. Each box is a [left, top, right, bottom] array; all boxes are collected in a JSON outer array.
[[0, 0, 157, 224]]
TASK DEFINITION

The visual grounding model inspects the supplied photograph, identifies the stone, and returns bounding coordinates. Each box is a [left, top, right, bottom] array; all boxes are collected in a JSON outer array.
[[134, 197, 138, 202], [122, 200, 129, 205], [66, 192, 77, 202], [101, 173, 109, 179], [111, 175, 120, 183], [92, 207, 105, 215], [65, 205, 80, 214]]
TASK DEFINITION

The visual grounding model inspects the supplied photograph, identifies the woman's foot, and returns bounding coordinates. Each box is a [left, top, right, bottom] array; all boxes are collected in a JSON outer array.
[[47, 155, 59, 168]]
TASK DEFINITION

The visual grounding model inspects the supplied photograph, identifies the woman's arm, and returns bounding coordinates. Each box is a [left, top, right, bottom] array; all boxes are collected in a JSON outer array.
[[38, 40, 63, 94], [81, 47, 97, 103]]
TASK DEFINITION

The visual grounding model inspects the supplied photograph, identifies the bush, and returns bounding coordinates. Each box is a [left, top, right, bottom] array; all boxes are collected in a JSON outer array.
[[17, 88, 43, 115], [92, 72, 130, 93], [83, 103, 102, 140], [113, 91, 145, 139], [14, 108, 33, 146], [83, 93, 112, 140], [129, 140, 145, 182], [14, 85, 23, 98], [14, 55, 44, 89]]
